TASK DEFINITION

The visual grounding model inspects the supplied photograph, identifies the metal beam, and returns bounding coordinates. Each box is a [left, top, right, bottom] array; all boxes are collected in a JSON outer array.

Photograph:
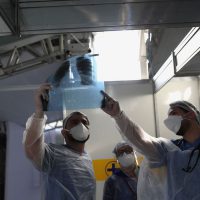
[[25, 45, 42, 57], [2, 50, 63, 76], [0, 5, 15, 34], [153, 53, 175, 92], [153, 27, 200, 92], [59, 34, 64, 53], [0, 34, 54, 53], [0, 33, 93, 77], [6, 47, 18, 67], [175, 27, 200, 72], [18, 0, 200, 35]]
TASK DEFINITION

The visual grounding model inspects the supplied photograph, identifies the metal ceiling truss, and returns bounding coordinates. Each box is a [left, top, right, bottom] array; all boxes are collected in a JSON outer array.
[[0, 0, 18, 35], [0, 32, 92, 79]]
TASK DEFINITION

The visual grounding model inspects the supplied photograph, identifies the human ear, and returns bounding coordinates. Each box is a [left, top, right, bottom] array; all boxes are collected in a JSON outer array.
[[61, 129, 68, 137], [185, 111, 196, 120]]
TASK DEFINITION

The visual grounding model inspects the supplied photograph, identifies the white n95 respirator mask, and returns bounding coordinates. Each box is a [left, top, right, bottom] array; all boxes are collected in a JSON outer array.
[[164, 115, 183, 133], [69, 123, 90, 142], [117, 153, 135, 168]]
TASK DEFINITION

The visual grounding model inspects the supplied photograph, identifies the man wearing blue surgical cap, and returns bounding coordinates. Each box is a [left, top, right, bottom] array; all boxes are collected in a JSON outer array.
[[103, 141, 138, 200], [23, 83, 96, 200], [101, 91, 200, 200]]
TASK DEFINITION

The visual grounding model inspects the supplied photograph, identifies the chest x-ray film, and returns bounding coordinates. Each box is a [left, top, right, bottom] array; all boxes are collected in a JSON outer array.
[[45, 54, 104, 111]]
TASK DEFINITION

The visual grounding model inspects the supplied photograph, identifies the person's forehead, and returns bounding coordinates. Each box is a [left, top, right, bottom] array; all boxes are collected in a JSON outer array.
[[64, 112, 88, 127], [68, 113, 87, 121], [117, 145, 133, 152], [168, 106, 186, 115]]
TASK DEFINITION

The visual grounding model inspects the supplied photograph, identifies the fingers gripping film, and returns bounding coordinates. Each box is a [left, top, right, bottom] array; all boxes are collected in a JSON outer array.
[[100, 90, 120, 117]]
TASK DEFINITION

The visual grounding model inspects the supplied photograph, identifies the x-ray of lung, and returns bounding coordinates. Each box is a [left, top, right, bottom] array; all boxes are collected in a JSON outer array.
[[43, 54, 104, 111]]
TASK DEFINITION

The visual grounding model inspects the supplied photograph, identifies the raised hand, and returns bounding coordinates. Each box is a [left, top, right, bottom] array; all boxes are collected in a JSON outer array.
[[34, 83, 51, 116], [100, 90, 121, 117]]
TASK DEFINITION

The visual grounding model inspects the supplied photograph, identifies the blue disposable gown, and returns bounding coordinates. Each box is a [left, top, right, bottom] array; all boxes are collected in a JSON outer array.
[[42, 143, 96, 200], [113, 111, 200, 200], [103, 169, 137, 200]]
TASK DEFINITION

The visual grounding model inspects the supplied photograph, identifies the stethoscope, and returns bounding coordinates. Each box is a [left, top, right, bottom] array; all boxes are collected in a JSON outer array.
[[182, 146, 200, 173], [177, 140, 200, 173]]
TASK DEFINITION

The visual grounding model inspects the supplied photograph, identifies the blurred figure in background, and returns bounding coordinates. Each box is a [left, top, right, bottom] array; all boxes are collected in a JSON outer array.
[[103, 141, 138, 200]]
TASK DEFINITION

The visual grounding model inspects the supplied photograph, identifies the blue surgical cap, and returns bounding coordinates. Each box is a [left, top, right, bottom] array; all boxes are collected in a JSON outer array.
[[112, 141, 133, 155]]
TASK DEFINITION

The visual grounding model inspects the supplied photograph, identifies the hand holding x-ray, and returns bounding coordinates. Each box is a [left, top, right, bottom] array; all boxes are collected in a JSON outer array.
[[100, 90, 121, 117], [34, 83, 52, 113]]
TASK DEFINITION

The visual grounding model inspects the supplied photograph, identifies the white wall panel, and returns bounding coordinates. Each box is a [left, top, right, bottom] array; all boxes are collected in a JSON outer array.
[[5, 122, 42, 200], [80, 80, 156, 158]]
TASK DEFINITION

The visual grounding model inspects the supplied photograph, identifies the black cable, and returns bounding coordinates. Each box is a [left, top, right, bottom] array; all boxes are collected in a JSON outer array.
[[182, 145, 200, 173]]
